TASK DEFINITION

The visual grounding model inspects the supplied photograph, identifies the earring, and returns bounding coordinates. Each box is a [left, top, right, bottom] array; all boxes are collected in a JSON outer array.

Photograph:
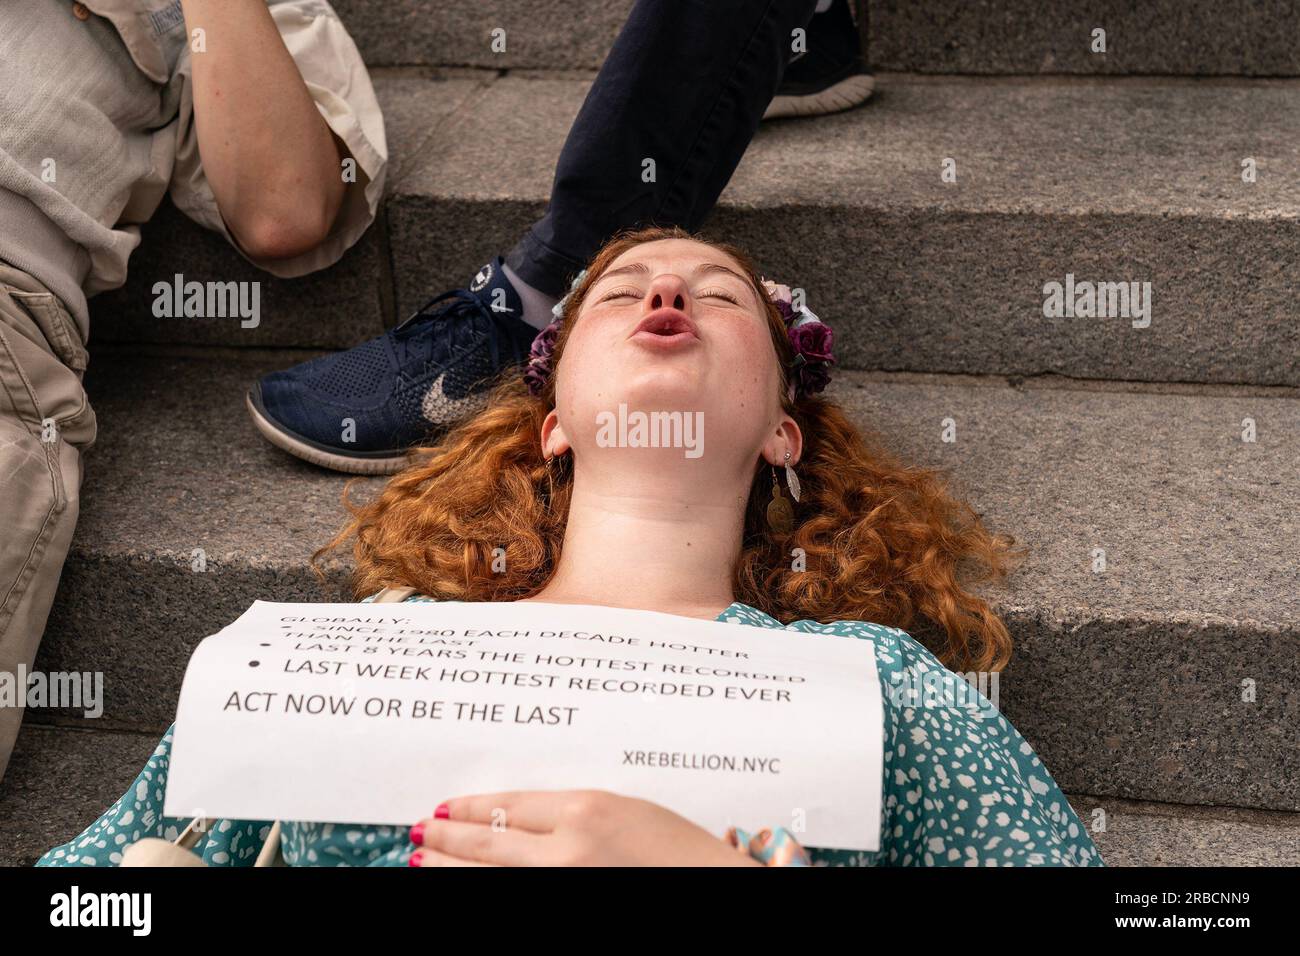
[[783, 450, 801, 503], [766, 465, 794, 534], [765, 451, 801, 535], [544, 454, 558, 504]]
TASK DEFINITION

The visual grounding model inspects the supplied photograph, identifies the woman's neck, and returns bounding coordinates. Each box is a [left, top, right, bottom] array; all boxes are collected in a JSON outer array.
[[523, 466, 745, 621]]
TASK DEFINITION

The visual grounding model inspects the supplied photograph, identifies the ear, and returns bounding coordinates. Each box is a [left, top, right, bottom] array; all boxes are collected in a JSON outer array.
[[539, 408, 572, 459], [761, 415, 803, 468]]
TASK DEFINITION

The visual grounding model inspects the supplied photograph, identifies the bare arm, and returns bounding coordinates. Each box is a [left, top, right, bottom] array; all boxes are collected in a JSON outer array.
[[180, 0, 346, 260]]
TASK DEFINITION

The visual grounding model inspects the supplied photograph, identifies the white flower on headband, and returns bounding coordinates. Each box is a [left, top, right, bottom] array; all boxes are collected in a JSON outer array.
[[551, 269, 588, 320]]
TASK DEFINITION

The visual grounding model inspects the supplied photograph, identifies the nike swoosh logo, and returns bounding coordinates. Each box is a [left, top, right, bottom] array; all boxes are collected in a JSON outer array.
[[421, 371, 487, 425]]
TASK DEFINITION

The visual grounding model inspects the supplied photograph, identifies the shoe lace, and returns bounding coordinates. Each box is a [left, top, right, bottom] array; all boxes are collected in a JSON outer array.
[[393, 289, 525, 373]]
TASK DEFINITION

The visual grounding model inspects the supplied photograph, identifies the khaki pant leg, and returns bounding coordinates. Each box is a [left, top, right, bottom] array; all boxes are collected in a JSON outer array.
[[0, 264, 95, 784]]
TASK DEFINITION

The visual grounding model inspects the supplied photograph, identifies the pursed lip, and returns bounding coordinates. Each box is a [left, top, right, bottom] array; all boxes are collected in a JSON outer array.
[[630, 308, 699, 342]]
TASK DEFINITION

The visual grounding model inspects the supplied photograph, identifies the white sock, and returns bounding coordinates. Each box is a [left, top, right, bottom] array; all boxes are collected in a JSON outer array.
[[815, 0, 833, 12], [503, 262, 560, 330]]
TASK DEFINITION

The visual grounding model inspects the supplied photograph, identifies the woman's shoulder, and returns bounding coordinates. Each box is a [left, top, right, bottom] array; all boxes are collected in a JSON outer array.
[[727, 602, 1003, 720], [726, 602, 936, 670]]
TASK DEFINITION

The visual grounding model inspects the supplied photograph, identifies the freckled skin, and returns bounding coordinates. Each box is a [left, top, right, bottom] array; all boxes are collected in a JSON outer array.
[[551, 238, 791, 482]]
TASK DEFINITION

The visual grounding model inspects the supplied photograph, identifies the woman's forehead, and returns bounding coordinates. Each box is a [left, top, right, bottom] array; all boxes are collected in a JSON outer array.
[[601, 238, 748, 279]]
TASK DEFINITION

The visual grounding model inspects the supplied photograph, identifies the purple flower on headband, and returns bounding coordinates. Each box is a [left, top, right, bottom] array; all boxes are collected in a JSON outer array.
[[789, 320, 833, 364], [788, 321, 834, 395], [524, 320, 562, 396], [763, 278, 835, 398]]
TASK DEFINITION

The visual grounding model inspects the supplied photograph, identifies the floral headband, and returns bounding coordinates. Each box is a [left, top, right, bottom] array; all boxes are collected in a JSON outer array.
[[523, 270, 835, 401]]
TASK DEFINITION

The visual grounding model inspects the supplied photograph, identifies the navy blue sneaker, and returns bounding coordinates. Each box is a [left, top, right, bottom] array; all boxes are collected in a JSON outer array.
[[764, 0, 873, 120], [247, 258, 538, 474]]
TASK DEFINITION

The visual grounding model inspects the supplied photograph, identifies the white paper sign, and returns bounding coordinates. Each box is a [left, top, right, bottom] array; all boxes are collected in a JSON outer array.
[[165, 601, 883, 851]]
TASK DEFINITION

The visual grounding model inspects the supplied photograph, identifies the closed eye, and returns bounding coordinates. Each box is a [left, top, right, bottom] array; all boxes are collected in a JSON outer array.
[[699, 288, 740, 304], [599, 287, 642, 302]]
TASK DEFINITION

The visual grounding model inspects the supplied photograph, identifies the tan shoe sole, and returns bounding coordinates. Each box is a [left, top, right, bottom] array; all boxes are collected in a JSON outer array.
[[763, 72, 875, 120]]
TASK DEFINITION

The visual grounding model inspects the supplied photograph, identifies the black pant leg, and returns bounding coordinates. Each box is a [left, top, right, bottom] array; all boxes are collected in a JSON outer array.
[[506, 0, 819, 297]]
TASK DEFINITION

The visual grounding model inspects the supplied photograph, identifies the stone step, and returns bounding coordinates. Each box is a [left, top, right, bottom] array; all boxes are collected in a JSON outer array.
[[326, 0, 1300, 76], [95, 71, 1300, 387], [1067, 793, 1300, 867], [3, 722, 1297, 867], [28, 348, 1300, 813]]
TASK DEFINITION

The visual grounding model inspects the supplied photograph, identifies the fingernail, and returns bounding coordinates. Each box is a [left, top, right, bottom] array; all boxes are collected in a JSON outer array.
[[409, 822, 424, 846], [408, 850, 423, 868], [434, 803, 450, 819]]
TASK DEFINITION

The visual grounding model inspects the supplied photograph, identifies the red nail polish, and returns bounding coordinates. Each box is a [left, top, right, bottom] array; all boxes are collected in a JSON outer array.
[[408, 850, 423, 867], [409, 822, 424, 846], [434, 803, 450, 819]]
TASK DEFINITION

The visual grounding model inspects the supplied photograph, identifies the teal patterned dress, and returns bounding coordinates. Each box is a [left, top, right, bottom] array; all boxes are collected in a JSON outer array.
[[36, 598, 1103, 867]]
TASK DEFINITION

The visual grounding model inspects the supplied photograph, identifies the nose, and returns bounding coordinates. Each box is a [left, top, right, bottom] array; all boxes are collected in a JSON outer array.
[[645, 273, 692, 318]]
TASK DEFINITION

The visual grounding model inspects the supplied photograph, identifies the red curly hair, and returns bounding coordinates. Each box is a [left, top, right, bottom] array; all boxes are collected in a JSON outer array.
[[318, 228, 1024, 672]]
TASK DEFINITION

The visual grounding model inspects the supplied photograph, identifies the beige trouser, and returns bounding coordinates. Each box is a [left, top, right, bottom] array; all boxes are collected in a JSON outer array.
[[0, 263, 95, 783]]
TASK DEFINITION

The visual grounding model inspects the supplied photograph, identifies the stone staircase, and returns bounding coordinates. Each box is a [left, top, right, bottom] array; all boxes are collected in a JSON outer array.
[[2, 0, 1298, 866]]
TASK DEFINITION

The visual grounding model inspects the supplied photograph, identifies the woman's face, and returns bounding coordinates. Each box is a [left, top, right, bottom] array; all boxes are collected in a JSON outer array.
[[548, 238, 795, 475]]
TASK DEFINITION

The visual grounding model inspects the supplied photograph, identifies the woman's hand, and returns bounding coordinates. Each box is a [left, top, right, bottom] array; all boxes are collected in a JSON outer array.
[[408, 790, 760, 867]]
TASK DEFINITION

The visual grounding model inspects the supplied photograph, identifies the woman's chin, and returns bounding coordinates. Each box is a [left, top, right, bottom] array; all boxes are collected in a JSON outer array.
[[603, 365, 709, 409]]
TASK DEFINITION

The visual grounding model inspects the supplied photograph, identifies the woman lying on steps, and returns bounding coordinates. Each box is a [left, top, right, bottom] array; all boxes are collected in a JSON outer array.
[[38, 228, 1102, 867]]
